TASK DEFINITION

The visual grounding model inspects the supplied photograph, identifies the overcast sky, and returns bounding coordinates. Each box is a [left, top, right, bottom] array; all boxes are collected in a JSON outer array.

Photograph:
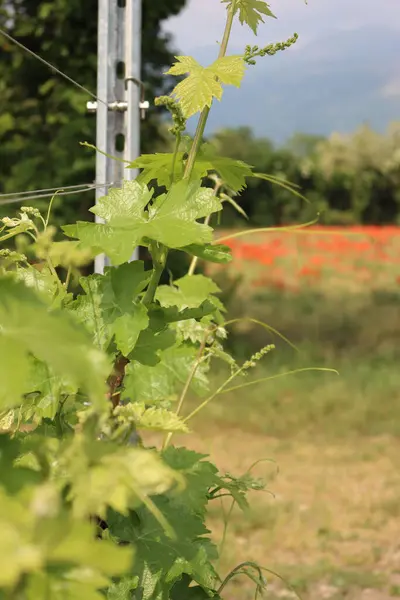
[[165, 0, 400, 55]]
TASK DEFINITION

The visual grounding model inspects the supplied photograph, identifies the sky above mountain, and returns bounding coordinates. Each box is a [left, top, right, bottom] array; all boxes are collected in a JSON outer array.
[[163, 0, 400, 143]]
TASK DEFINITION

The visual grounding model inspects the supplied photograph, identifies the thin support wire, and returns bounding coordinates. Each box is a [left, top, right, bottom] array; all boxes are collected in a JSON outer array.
[[0, 181, 123, 206], [0, 182, 102, 199], [0, 26, 108, 108]]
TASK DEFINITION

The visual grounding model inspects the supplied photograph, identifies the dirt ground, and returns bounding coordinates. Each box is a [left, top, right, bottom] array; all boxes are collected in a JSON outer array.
[[169, 426, 400, 600]]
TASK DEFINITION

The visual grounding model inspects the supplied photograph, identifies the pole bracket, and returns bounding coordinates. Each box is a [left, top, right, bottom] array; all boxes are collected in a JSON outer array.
[[86, 100, 149, 118]]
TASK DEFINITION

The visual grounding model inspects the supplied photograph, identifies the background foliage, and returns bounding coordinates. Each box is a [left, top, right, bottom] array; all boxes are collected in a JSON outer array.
[[0, 0, 187, 223], [209, 123, 400, 226], [2, 1, 400, 228]]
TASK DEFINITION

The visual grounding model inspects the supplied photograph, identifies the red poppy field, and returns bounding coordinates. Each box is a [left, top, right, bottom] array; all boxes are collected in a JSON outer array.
[[210, 226, 400, 294]]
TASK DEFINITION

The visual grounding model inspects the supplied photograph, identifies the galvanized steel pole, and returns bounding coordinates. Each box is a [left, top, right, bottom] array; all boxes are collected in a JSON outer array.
[[94, 0, 143, 273], [125, 0, 142, 263]]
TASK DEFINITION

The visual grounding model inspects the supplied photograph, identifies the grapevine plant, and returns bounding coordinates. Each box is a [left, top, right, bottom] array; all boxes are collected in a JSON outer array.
[[0, 1, 303, 598]]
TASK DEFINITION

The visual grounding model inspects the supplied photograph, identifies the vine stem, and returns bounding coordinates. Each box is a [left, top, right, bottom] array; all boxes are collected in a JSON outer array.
[[216, 367, 339, 395], [45, 255, 64, 295], [162, 330, 210, 450], [150, 7, 236, 439], [212, 218, 320, 245], [143, 5, 235, 311], [106, 244, 166, 411], [65, 265, 72, 290], [183, 4, 235, 181], [170, 132, 181, 185], [187, 217, 210, 275], [217, 498, 235, 576], [142, 243, 168, 306], [45, 191, 60, 228], [184, 367, 338, 423], [217, 562, 265, 596], [106, 355, 130, 408], [187, 180, 222, 276], [0, 229, 25, 243], [183, 361, 248, 424]]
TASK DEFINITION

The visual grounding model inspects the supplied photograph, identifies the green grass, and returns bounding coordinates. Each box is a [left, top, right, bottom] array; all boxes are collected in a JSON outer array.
[[193, 356, 400, 438], [188, 288, 400, 439]]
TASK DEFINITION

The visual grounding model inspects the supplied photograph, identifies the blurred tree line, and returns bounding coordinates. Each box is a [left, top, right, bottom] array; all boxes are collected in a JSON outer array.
[[211, 124, 400, 227]]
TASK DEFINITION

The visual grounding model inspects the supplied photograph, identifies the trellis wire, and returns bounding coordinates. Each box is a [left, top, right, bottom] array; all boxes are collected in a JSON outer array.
[[0, 26, 107, 107], [0, 181, 123, 206]]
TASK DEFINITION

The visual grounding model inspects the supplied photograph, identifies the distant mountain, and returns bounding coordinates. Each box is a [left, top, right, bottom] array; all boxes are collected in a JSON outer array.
[[183, 26, 400, 143]]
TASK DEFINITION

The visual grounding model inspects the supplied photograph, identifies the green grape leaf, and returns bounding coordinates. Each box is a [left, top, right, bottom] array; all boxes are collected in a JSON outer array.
[[194, 143, 254, 192], [211, 55, 246, 87], [166, 56, 221, 119], [63, 222, 137, 266], [131, 148, 252, 193], [25, 573, 108, 600], [0, 487, 133, 590], [69, 294, 110, 350], [162, 447, 220, 516], [170, 575, 220, 600], [108, 503, 217, 600], [0, 491, 43, 588], [90, 181, 154, 222], [63, 180, 156, 263], [156, 275, 224, 312], [129, 327, 176, 366], [107, 576, 139, 600], [108, 261, 151, 312], [161, 345, 209, 397], [164, 447, 263, 515], [130, 153, 185, 188], [0, 435, 42, 494], [140, 181, 221, 248], [215, 471, 266, 511], [0, 277, 109, 410], [166, 56, 245, 117], [65, 442, 182, 519], [21, 360, 63, 423], [0, 410, 14, 432], [46, 519, 134, 575], [15, 266, 59, 302], [205, 157, 253, 192], [123, 361, 177, 405], [129, 449, 220, 593], [115, 403, 189, 433], [135, 563, 164, 600], [111, 304, 149, 356], [149, 301, 217, 325], [69, 265, 151, 353], [0, 337, 31, 410], [169, 275, 221, 305], [68, 274, 113, 350], [64, 181, 222, 262], [182, 244, 232, 264], [40, 240, 95, 269], [173, 319, 210, 344], [123, 344, 209, 404], [223, 0, 276, 34]]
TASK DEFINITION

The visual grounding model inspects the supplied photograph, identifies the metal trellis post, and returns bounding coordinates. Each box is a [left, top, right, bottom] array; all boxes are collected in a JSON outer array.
[[91, 0, 146, 274]]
